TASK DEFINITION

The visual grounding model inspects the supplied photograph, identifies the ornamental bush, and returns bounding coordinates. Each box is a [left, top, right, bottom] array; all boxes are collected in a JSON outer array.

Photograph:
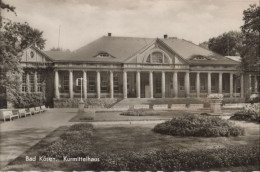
[[89, 145, 259, 171], [153, 114, 244, 137], [120, 109, 159, 116], [230, 104, 260, 123]]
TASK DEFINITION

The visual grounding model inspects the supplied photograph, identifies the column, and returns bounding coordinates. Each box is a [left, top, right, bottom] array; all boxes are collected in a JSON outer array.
[[185, 72, 190, 97], [83, 70, 87, 99], [34, 71, 37, 93], [123, 71, 127, 99], [110, 71, 114, 98], [207, 72, 211, 95], [69, 70, 74, 99], [161, 71, 165, 98], [173, 72, 178, 98], [96, 71, 101, 99], [136, 71, 141, 98], [249, 74, 252, 94], [254, 75, 258, 93], [26, 73, 30, 93], [240, 73, 244, 98], [219, 72, 223, 94], [54, 70, 60, 99], [149, 71, 153, 98], [230, 73, 233, 97], [196, 72, 200, 97]]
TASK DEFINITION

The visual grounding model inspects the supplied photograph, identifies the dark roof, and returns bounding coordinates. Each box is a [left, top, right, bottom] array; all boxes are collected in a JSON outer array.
[[44, 36, 239, 65]]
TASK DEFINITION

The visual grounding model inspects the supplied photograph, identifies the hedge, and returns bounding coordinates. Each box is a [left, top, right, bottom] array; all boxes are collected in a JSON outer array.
[[89, 145, 259, 170]]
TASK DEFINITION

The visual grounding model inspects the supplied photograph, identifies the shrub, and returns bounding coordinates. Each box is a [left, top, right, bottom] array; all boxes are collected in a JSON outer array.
[[12, 93, 46, 108], [89, 145, 259, 170], [230, 104, 260, 123], [120, 109, 159, 116], [42, 123, 93, 159], [153, 114, 244, 137]]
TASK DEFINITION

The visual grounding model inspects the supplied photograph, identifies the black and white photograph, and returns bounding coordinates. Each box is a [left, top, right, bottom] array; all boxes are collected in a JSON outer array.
[[0, 0, 260, 171]]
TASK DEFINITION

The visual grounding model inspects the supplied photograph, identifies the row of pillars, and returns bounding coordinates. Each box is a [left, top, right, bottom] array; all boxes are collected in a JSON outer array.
[[54, 70, 244, 99]]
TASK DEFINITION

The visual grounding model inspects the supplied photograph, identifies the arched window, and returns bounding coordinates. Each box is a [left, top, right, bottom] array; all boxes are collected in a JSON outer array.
[[146, 51, 170, 64]]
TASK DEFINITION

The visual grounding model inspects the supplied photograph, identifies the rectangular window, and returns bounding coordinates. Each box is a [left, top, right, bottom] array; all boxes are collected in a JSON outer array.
[[37, 73, 42, 83], [63, 76, 69, 91], [89, 76, 96, 92], [29, 73, 34, 92], [190, 77, 196, 91], [211, 77, 216, 91], [22, 73, 27, 92], [200, 77, 206, 91], [37, 73, 42, 92], [156, 78, 161, 93], [101, 76, 108, 92], [114, 76, 119, 92], [22, 74, 26, 84], [179, 78, 184, 91], [37, 85, 42, 92]]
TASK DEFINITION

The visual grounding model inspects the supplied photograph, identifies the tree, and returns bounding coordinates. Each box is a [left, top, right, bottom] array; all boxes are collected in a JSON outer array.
[[0, 1, 46, 107], [207, 31, 243, 56], [240, 4, 260, 70]]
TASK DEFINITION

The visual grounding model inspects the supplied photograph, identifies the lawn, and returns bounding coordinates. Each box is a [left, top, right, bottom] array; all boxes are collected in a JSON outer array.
[[3, 117, 259, 171], [69, 110, 186, 122]]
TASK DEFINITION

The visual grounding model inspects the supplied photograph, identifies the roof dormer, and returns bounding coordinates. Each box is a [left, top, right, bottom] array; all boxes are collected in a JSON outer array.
[[95, 51, 114, 58]]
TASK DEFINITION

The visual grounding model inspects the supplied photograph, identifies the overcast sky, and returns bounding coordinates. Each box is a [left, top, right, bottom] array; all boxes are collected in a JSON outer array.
[[2, 0, 259, 51]]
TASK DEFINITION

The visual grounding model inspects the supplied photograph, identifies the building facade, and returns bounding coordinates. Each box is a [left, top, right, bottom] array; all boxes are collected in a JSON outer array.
[[7, 34, 259, 108]]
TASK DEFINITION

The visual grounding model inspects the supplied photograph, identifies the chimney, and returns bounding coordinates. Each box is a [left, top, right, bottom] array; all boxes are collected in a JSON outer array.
[[164, 34, 168, 39], [108, 33, 112, 36]]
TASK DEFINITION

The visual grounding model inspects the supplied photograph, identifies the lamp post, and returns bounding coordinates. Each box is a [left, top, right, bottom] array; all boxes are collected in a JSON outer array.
[[76, 77, 84, 112]]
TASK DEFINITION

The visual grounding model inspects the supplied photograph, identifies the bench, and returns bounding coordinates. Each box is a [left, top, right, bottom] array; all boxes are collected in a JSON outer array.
[[3, 110, 19, 122], [170, 104, 187, 110], [18, 109, 32, 118], [41, 105, 47, 112], [34, 107, 41, 113], [134, 105, 149, 110], [188, 104, 204, 110], [153, 104, 168, 110], [29, 107, 36, 115]]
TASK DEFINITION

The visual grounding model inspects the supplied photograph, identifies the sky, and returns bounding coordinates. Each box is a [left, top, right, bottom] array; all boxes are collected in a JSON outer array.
[[2, 0, 259, 51]]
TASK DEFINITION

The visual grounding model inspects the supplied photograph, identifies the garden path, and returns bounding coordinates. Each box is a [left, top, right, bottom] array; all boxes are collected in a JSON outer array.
[[0, 109, 76, 169]]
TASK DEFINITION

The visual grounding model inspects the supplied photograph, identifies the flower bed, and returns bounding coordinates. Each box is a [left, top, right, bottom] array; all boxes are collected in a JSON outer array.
[[120, 109, 160, 116], [41, 123, 93, 159], [153, 113, 244, 137]]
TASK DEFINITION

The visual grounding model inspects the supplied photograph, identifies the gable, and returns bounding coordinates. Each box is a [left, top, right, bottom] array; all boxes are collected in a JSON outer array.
[[21, 47, 52, 63], [125, 39, 188, 65]]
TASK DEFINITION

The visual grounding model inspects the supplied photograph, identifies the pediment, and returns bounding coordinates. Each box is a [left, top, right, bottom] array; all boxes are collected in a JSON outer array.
[[125, 39, 188, 65], [20, 46, 52, 63]]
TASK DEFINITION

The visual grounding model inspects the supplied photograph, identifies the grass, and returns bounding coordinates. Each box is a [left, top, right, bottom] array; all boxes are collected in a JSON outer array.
[[120, 109, 160, 116], [3, 119, 259, 171], [69, 110, 183, 122]]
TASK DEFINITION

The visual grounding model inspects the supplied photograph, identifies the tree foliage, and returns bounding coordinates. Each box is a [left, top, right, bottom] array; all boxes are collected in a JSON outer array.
[[0, 1, 46, 107], [240, 4, 260, 70], [207, 31, 243, 56]]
